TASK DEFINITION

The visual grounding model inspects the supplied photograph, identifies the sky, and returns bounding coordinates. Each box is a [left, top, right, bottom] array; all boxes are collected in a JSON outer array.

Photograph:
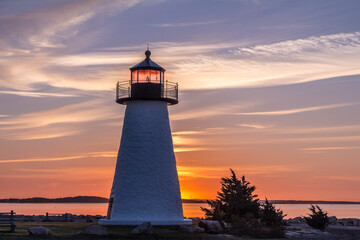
[[0, 0, 360, 201]]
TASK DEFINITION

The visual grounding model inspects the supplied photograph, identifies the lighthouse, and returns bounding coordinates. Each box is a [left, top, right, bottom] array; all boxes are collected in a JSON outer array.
[[99, 49, 191, 225]]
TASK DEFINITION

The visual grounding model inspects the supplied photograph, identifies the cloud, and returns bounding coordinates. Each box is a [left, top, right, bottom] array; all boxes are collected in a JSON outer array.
[[277, 125, 360, 134], [177, 164, 300, 180], [51, 53, 139, 67], [0, 99, 117, 130], [171, 102, 257, 120], [237, 123, 271, 129], [231, 32, 360, 57], [172, 135, 199, 146], [2, 129, 81, 141], [172, 131, 205, 136], [0, 98, 118, 140], [150, 20, 224, 27], [1, 0, 360, 93], [300, 146, 360, 151], [236, 102, 358, 116], [170, 32, 360, 89], [0, 155, 84, 164], [174, 147, 210, 153], [324, 175, 360, 181], [0, 0, 142, 49], [3, 9, 360, 92], [0, 151, 116, 164], [103, 41, 240, 56], [0, 0, 99, 49], [0, 0, 144, 91], [89, 151, 117, 158], [0, 90, 78, 98], [284, 135, 360, 143], [3, 166, 113, 180]]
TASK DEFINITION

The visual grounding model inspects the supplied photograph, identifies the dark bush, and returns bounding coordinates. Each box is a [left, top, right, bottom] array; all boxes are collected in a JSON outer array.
[[305, 205, 329, 231], [201, 169, 259, 222], [259, 199, 286, 238], [201, 169, 285, 238], [201, 199, 224, 222], [231, 213, 261, 237], [261, 199, 286, 227]]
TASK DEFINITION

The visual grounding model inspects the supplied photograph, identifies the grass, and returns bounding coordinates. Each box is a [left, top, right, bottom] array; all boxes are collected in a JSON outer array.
[[0, 222, 238, 240]]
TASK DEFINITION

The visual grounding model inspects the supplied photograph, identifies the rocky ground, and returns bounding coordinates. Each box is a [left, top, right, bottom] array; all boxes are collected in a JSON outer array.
[[1, 215, 359, 239], [284, 223, 360, 239], [283, 216, 360, 239]]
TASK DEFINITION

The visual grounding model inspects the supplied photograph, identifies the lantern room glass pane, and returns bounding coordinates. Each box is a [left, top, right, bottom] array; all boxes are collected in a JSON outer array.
[[131, 71, 137, 83], [132, 69, 162, 83], [151, 70, 160, 83]]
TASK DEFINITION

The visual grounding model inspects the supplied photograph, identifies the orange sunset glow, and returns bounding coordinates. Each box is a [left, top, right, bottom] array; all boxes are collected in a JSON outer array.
[[1, 0, 360, 206]]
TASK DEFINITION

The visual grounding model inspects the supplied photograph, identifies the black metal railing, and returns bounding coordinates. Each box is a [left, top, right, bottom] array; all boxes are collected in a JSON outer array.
[[163, 80, 178, 100], [116, 80, 178, 104], [116, 81, 131, 100]]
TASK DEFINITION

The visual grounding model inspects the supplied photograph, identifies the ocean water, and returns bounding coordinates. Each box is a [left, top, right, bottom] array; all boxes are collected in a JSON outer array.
[[1, 203, 360, 219]]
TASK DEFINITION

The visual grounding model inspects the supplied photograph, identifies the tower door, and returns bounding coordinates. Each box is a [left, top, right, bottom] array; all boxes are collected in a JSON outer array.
[[107, 197, 114, 220]]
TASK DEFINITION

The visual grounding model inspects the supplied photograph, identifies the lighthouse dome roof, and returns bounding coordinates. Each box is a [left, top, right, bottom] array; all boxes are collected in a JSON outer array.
[[130, 50, 165, 71]]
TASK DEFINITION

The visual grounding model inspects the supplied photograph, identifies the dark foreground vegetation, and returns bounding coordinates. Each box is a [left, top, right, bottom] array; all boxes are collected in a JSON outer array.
[[201, 169, 286, 238], [305, 205, 329, 231]]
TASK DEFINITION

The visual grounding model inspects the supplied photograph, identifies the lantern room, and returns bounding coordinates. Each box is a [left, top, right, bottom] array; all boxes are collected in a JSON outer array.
[[116, 49, 178, 105], [130, 50, 165, 84]]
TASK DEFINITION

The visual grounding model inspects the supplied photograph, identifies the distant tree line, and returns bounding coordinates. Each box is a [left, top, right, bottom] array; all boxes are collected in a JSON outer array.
[[0, 196, 108, 203]]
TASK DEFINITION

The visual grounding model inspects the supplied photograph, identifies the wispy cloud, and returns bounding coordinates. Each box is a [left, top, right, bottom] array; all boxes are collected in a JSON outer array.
[[0, 98, 118, 140], [150, 20, 224, 27], [177, 164, 300, 179], [278, 125, 360, 134], [231, 32, 360, 57], [3, 29, 360, 92], [284, 135, 360, 143], [324, 175, 360, 181], [0, 155, 84, 164], [171, 102, 257, 120], [2, 128, 81, 141], [0, 0, 144, 91], [0, 90, 78, 98], [173, 31, 360, 89], [236, 102, 357, 116], [174, 147, 210, 153], [172, 131, 204, 136], [51, 53, 139, 67], [0, 0, 142, 49], [0, 151, 116, 164], [0, 99, 116, 130], [4, 166, 113, 180], [300, 146, 360, 151], [237, 123, 271, 129], [89, 151, 117, 158]]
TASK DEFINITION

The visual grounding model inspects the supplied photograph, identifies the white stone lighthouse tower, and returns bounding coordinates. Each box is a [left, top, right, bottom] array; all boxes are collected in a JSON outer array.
[[99, 49, 191, 226]]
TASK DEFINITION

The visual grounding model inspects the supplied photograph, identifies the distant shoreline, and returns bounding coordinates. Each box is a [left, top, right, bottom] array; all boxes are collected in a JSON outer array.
[[1, 196, 360, 204], [267, 200, 360, 205], [0, 196, 108, 204]]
